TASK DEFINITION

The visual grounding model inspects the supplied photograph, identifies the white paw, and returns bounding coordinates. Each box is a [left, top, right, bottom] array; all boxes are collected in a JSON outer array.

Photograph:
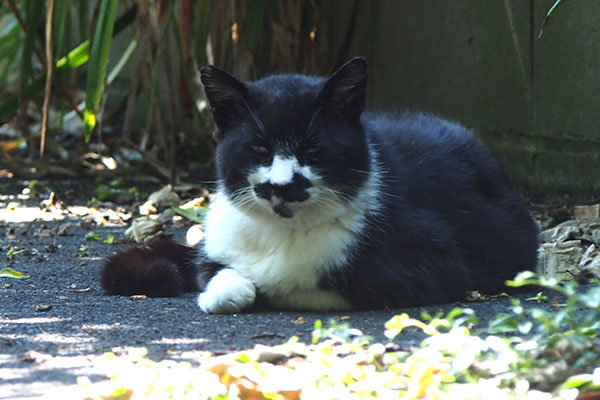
[[197, 268, 256, 314]]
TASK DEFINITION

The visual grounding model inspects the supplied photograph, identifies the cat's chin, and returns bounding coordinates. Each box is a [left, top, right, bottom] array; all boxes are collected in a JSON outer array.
[[253, 198, 305, 220], [273, 203, 294, 218]]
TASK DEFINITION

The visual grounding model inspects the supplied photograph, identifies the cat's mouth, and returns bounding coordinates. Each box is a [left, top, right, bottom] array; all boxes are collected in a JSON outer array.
[[272, 202, 294, 218]]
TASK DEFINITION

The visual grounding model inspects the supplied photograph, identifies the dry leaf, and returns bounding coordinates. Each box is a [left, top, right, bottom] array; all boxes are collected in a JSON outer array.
[[573, 204, 600, 220], [124, 217, 162, 242], [538, 241, 582, 280], [578, 244, 600, 278], [147, 185, 181, 208]]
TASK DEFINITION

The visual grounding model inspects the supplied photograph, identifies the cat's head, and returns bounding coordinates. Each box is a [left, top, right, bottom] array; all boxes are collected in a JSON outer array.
[[200, 58, 371, 220]]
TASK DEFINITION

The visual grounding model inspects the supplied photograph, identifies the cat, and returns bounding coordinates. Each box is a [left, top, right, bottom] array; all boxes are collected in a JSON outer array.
[[101, 57, 540, 313]]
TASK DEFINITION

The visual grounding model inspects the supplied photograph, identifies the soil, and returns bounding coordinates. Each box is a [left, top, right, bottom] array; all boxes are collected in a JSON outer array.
[[0, 176, 570, 399]]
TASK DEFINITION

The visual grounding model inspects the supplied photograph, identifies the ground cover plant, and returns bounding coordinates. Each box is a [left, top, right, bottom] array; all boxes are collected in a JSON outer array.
[[80, 272, 600, 400]]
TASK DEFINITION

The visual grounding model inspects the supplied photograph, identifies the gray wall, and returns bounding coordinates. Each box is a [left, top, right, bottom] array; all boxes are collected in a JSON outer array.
[[329, 0, 600, 202]]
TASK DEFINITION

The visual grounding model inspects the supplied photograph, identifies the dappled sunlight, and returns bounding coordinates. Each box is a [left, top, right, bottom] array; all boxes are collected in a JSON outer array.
[[31, 333, 95, 346], [0, 205, 66, 223], [152, 337, 209, 345], [1, 316, 71, 325], [0, 199, 131, 224]]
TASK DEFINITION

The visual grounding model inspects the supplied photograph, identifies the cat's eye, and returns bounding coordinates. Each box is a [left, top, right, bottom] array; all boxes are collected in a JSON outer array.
[[251, 145, 269, 154], [305, 147, 319, 155]]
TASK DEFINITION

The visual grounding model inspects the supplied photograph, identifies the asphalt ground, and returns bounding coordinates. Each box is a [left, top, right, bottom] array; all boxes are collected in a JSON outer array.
[[0, 178, 558, 399]]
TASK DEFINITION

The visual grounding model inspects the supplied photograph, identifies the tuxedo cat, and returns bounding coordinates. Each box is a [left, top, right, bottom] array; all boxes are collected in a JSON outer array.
[[101, 57, 539, 313]]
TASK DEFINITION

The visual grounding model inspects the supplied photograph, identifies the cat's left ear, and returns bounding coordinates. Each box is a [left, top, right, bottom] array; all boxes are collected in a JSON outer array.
[[319, 57, 368, 119]]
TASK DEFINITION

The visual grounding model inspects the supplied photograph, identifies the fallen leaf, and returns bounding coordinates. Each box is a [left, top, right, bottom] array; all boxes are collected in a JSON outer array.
[[124, 217, 163, 242], [578, 244, 600, 278], [292, 317, 306, 324], [574, 204, 600, 220], [538, 241, 583, 280], [55, 222, 72, 236], [0, 268, 30, 279], [147, 185, 181, 208]]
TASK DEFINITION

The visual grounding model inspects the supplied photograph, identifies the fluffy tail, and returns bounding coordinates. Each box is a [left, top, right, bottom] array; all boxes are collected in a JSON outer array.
[[101, 239, 199, 297]]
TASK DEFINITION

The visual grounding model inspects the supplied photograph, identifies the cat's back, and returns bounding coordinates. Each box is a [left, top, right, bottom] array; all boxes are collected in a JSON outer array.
[[365, 112, 485, 163], [363, 111, 512, 201]]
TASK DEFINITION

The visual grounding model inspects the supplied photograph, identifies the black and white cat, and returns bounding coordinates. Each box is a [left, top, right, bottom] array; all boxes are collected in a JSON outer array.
[[101, 57, 539, 313]]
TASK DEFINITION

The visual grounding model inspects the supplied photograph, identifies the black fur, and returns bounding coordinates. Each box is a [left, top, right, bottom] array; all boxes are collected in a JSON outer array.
[[319, 113, 540, 308], [101, 240, 201, 297]]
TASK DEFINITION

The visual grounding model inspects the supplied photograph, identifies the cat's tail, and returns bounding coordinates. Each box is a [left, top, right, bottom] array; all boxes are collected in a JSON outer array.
[[101, 239, 199, 297]]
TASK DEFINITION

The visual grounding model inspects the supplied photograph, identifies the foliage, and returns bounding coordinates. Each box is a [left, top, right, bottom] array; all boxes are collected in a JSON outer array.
[[0, 1, 355, 181], [5, 246, 25, 260], [83, 0, 118, 142], [81, 273, 600, 399]]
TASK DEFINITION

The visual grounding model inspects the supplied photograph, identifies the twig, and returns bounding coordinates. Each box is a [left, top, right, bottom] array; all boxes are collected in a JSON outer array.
[[41, 0, 55, 159]]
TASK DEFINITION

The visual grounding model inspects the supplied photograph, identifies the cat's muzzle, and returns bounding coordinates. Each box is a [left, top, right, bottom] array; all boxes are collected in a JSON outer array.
[[253, 174, 312, 218]]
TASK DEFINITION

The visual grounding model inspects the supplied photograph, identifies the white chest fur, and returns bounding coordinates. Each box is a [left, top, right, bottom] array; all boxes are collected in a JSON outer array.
[[203, 193, 362, 297]]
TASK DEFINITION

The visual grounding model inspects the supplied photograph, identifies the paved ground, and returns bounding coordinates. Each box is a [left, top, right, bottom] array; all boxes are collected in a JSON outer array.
[[0, 178, 556, 399]]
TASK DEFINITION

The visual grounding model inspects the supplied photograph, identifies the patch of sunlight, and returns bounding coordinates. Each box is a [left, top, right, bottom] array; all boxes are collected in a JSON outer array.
[[0, 202, 131, 224], [33, 333, 95, 345], [152, 337, 209, 345], [0, 205, 66, 222], [2, 316, 70, 324]]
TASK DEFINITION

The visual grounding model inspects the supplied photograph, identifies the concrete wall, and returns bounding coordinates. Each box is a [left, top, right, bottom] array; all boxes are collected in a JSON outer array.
[[327, 0, 600, 202]]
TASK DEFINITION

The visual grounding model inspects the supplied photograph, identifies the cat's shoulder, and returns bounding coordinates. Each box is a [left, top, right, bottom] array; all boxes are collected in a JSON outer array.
[[364, 111, 475, 145]]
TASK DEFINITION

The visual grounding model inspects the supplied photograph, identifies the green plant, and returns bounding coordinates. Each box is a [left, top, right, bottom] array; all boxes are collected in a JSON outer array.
[[83, 0, 118, 142], [84, 231, 102, 241], [6, 246, 25, 260], [1, 1, 357, 181], [80, 273, 600, 399], [77, 244, 87, 257]]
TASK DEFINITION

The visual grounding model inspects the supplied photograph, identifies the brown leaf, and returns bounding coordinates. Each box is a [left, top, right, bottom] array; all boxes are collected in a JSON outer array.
[[574, 204, 600, 220]]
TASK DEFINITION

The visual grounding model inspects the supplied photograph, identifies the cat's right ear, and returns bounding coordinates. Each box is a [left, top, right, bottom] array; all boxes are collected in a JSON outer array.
[[200, 66, 248, 137], [319, 57, 368, 120]]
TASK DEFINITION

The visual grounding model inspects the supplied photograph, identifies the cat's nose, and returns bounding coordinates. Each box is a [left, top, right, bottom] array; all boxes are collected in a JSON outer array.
[[254, 173, 312, 202]]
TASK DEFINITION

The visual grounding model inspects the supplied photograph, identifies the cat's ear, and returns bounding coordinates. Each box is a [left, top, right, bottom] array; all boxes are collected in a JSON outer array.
[[319, 57, 368, 119], [200, 65, 248, 135]]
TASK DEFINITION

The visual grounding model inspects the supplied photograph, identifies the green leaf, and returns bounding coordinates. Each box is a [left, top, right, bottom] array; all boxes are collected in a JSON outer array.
[[241, 0, 267, 50], [104, 233, 114, 244], [486, 313, 519, 334], [55, 5, 137, 72], [84, 0, 119, 142], [171, 204, 207, 224], [52, 0, 70, 57], [55, 40, 90, 70], [106, 38, 137, 85], [0, 268, 30, 279], [193, 0, 211, 65], [0, 5, 136, 124], [19, 0, 44, 96], [562, 373, 593, 389], [85, 232, 102, 241]]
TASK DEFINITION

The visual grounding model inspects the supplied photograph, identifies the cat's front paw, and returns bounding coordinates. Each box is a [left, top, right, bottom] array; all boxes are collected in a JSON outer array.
[[197, 268, 256, 314]]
